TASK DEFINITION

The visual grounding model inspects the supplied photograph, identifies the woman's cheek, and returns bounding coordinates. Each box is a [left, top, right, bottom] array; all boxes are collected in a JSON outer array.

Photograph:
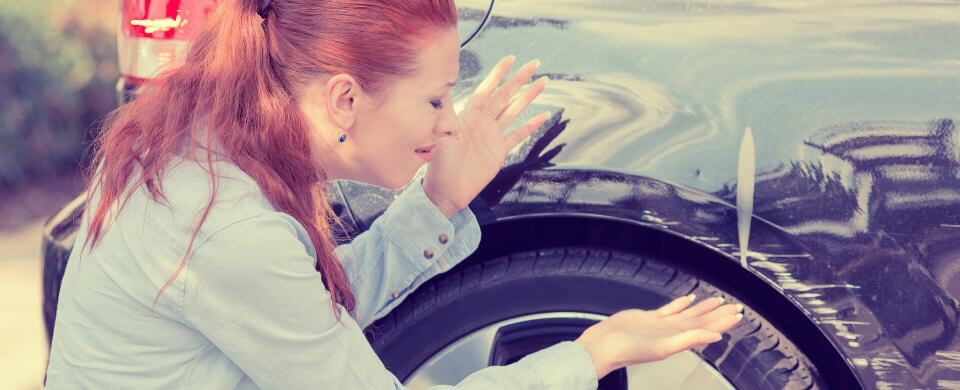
[[386, 145, 418, 189]]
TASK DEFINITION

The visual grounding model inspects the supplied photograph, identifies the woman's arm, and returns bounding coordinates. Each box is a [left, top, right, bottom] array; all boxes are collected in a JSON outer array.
[[334, 173, 481, 328], [182, 212, 596, 389]]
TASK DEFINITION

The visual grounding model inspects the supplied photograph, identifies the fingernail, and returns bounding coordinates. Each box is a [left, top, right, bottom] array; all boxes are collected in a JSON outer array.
[[538, 75, 550, 83], [530, 58, 541, 68], [736, 304, 744, 312], [688, 293, 697, 302], [715, 296, 725, 304], [505, 55, 516, 63], [736, 313, 744, 321], [709, 333, 723, 342]]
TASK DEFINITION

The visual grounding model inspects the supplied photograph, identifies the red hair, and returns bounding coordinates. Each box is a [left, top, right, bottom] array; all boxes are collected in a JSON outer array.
[[79, 0, 458, 322]]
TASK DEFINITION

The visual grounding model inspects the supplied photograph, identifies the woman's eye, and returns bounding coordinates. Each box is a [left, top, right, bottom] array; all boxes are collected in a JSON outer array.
[[430, 99, 444, 110]]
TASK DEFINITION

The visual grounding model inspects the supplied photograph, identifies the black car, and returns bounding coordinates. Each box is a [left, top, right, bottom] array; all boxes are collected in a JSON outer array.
[[42, 1, 960, 388]]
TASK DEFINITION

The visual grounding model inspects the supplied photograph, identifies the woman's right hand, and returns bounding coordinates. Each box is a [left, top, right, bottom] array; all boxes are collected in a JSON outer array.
[[574, 295, 743, 378], [422, 55, 549, 218]]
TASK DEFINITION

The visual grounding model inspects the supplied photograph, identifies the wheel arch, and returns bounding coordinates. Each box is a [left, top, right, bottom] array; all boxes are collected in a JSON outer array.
[[456, 213, 862, 388]]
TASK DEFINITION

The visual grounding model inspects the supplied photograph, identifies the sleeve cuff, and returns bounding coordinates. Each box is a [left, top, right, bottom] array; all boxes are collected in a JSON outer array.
[[379, 177, 459, 273], [516, 340, 599, 390], [437, 194, 481, 271]]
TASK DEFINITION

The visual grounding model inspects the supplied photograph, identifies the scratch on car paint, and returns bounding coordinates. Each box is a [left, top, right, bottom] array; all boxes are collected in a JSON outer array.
[[820, 319, 871, 326], [639, 214, 679, 225], [732, 250, 812, 261], [937, 351, 960, 371], [816, 313, 870, 349], [938, 380, 960, 390], [834, 330, 860, 340], [867, 351, 912, 389], [812, 307, 839, 315], [728, 251, 860, 295], [726, 246, 869, 349], [638, 212, 680, 230], [852, 357, 870, 367], [749, 260, 787, 272], [737, 127, 756, 268], [876, 381, 906, 390], [780, 282, 861, 292], [690, 236, 720, 242]]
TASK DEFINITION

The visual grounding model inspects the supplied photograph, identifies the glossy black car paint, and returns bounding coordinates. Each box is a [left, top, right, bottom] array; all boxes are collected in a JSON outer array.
[[41, 1, 960, 388]]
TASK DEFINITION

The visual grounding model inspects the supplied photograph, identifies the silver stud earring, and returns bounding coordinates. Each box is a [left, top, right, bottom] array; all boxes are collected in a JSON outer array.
[[338, 134, 347, 143]]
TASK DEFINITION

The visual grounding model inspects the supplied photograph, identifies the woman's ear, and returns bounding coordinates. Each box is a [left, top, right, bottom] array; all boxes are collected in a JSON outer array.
[[325, 73, 360, 130]]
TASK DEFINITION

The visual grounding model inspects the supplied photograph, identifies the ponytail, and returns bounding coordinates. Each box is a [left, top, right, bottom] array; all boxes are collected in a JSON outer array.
[[80, 0, 458, 323]]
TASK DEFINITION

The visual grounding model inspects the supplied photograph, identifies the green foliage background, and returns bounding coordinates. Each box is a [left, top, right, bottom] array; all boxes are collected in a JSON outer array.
[[0, 1, 118, 189]]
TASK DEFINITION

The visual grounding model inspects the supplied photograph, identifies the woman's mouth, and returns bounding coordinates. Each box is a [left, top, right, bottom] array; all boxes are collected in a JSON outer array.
[[415, 144, 435, 162]]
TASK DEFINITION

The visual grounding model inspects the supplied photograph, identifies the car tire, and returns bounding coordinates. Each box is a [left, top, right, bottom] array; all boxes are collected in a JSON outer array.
[[366, 247, 825, 389]]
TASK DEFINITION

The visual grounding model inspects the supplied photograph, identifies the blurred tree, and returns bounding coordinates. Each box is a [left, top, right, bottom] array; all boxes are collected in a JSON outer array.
[[0, 0, 118, 189]]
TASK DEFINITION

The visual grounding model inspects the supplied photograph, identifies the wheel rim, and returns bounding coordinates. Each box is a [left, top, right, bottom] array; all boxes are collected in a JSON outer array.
[[403, 312, 736, 389]]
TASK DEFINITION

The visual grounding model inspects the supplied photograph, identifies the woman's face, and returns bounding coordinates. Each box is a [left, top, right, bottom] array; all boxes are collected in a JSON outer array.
[[301, 28, 462, 190]]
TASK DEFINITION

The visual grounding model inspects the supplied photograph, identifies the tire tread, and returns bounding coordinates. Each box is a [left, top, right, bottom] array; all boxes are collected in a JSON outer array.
[[368, 247, 824, 389]]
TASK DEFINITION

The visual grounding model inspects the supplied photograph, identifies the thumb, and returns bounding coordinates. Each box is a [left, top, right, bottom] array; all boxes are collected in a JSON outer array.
[[659, 330, 723, 357]]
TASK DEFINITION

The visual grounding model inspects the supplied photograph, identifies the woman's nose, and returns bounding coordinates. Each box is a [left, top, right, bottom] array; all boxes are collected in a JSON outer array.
[[434, 103, 461, 137]]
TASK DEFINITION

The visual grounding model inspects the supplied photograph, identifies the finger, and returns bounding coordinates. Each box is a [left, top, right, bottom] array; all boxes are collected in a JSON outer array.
[[700, 313, 744, 334], [656, 294, 697, 317], [469, 55, 516, 110], [672, 296, 726, 321], [502, 111, 551, 152], [686, 304, 742, 329], [657, 330, 723, 360], [488, 59, 540, 116], [495, 75, 549, 129]]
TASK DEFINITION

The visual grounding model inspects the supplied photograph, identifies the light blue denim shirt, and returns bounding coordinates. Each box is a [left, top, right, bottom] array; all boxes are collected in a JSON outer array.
[[43, 152, 598, 389]]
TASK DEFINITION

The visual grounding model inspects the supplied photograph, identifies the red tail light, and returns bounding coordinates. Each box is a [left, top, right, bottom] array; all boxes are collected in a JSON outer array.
[[117, 0, 216, 95]]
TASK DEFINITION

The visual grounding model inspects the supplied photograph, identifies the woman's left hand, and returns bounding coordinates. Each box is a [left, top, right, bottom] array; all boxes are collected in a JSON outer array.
[[422, 55, 551, 218]]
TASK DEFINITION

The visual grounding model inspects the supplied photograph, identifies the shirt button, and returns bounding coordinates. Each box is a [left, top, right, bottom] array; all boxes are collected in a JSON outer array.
[[438, 233, 449, 244], [423, 248, 435, 259]]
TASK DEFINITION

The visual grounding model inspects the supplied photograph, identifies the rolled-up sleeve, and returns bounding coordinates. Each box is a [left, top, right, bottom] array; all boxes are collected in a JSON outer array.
[[181, 212, 597, 389], [335, 176, 481, 328]]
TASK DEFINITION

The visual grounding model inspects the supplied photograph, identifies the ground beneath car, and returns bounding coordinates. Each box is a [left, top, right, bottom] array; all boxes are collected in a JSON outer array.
[[0, 218, 47, 389], [0, 171, 83, 389]]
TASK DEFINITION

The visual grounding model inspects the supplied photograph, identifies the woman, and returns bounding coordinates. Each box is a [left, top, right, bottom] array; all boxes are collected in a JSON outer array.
[[43, 0, 743, 388]]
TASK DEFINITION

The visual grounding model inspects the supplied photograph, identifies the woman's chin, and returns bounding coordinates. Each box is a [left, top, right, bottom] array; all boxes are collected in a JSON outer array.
[[377, 171, 421, 191], [342, 161, 423, 190]]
